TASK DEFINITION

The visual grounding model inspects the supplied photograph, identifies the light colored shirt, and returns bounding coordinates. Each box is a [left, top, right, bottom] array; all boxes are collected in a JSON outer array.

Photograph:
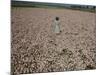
[[52, 20, 60, 34]]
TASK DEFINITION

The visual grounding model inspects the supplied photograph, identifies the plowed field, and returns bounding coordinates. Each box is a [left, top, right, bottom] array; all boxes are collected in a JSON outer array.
[[11, 7, 96, 75]]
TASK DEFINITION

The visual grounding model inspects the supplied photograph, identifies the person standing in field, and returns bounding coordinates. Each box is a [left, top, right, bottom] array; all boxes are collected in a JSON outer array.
[[52, 17, 61, 35]]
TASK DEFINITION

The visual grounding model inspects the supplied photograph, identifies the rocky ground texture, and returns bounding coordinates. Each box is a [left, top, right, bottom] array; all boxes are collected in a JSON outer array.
[[11, 7, 96, 75]]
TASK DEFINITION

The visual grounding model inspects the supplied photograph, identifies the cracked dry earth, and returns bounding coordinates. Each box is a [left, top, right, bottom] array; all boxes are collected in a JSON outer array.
[[11, 7, 96, 75]]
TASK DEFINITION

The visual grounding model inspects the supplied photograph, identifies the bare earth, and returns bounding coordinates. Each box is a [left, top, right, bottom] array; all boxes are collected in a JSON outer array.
[[11, 7, 96, 75]]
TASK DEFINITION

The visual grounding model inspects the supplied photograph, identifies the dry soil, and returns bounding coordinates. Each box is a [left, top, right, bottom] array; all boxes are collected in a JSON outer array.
[[11, 7, 96, 75]]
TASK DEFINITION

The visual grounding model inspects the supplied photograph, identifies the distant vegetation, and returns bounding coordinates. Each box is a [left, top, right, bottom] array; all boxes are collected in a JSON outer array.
[[11, 0, 96, 13]]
